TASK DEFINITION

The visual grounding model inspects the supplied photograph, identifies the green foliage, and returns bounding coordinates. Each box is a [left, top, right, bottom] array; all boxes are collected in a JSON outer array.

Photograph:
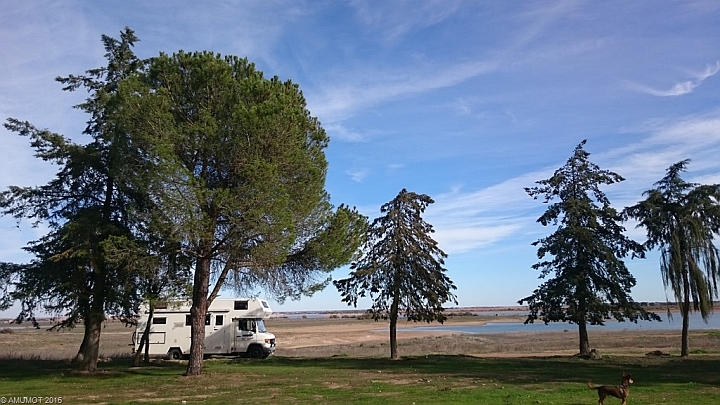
[[0, 28, 202, 373], [228, 203, 368, 302], [121, 50, 356, 298], [334, 189, 457, 358], [120, 50, 365, 374], [0, 28, 148, 374], [519, 140, 659, 355], [625, 159, 720, 356]]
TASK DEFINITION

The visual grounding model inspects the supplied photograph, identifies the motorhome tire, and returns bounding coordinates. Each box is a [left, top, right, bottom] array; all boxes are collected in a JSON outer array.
[[168, 348, 183, 360], [247, 345, 264, 359]]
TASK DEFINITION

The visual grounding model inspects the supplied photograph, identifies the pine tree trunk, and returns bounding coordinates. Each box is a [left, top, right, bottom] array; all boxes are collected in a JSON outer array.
[[133, 305, 153, 366], [133, 331, 148, 366], [71, 298, 91, 365], [144, 305, 154, 363], [78, 305, 104, 372], [389, 316, 398, 360], [74, 280, 105, 372], [185, 256, 211, 376], [578, 320, 590, 357], [72, 323, 91, 365], [389, 295, 400, 360]]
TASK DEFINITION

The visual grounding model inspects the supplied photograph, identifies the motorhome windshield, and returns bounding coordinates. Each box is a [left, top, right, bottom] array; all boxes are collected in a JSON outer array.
[[257, 320, 267, 333]]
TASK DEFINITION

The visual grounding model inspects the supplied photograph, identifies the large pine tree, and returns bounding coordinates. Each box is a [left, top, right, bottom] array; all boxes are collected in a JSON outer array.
[[119, 51, 366, 375], [0, 28, 145, 372], [519, 140, 658, 357], [334, 189, 457, 359]]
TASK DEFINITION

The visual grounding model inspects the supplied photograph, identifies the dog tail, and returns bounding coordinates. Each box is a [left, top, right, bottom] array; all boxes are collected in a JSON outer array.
[[587, 381, 597, 390]]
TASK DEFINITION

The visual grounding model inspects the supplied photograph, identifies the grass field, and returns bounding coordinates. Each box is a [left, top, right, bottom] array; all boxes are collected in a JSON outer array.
[[1, 354, 719, 404], [0, 317, 719, 404]]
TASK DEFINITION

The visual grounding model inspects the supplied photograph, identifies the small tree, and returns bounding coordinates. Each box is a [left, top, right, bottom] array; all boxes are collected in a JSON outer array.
[[334, 189, 457, 359], [101, 234, 191, 366], [625, 160, 720, 357], [519, 140, 659, 357]]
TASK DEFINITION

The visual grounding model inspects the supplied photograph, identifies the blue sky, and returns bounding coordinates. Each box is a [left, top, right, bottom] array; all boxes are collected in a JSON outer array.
[[2, 1, 720, 315]]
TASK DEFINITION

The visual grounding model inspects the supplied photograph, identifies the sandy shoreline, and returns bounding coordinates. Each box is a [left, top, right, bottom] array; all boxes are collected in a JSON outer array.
[[269, 317, 514, 349], [266, 303, 688, 349]]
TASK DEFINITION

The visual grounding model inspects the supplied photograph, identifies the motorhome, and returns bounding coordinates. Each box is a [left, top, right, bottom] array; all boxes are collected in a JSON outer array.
[[132, 298, 276, 359]]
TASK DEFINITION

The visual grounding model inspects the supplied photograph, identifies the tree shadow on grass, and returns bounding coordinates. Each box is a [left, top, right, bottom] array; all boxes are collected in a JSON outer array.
[[0, 357, 187, 381], [4, 353, 719, 390], [257, 354, 720, 387]]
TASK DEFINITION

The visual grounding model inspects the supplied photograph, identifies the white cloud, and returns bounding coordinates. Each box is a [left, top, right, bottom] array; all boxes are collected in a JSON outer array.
[[424, 110, 720, 256], [309, 1, 598, 127], [346, 170, 368, 183], [324, 123, 367, 142], [632, 61, 720, 97], [433, 224, 522, 255], [309, 59, 500, 124], [607, 112, 720, 173], [424, 171, 552, 254]]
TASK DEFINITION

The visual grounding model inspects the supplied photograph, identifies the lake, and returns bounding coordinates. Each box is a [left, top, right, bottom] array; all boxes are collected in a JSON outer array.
[[407, 312, 720, 334]]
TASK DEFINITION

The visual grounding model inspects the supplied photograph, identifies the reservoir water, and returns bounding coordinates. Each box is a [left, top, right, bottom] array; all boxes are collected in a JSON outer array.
[[407, 312, 720, 334]]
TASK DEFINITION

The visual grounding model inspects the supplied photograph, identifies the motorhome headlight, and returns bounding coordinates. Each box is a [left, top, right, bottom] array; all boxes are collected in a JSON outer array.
[[265, 339, 271, 344]]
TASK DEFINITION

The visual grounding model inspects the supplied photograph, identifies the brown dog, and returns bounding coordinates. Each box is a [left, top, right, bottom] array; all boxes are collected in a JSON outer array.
[[587, 372, 633, 405]]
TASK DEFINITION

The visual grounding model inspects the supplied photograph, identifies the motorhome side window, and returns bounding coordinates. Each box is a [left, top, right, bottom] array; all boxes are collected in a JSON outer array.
[[184, 315, 211, 326], [152, 317, 167, 325], [239, 319, 255, 332], [261, 301, 269, 309], [215, 315, 224, 326], [234, 300, 248, 310]]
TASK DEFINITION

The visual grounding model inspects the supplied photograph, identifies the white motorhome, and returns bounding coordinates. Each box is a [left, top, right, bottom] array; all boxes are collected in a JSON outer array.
[[132, 298, 276, 359]]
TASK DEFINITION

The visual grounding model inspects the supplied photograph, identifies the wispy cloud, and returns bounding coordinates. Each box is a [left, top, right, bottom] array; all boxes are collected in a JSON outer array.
[[632, 61, 720, 97], [602, 112, 720, 206], [346, 170, 368, 183], [310, 0, 595, 126], [425, 172, 550, 255], [350, 0, 463, 44], [425, 111, 720, 255], [309, 59, 499, 123], [324, 123, 367, 142]]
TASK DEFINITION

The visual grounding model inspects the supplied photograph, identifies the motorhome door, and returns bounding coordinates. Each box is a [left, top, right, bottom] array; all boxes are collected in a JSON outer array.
[[204, 313, 228, 353], [233, 318, 255, 354]]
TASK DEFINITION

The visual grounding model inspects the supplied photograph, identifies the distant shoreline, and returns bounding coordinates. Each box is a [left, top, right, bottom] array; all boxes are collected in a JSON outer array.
[[0, 301, 691, 323], [271, 301, 686, 318]]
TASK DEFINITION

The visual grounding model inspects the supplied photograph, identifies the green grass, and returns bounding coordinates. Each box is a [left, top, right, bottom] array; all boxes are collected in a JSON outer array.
[[706, 330, 720, 338], [1, 355, 719, 404]]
